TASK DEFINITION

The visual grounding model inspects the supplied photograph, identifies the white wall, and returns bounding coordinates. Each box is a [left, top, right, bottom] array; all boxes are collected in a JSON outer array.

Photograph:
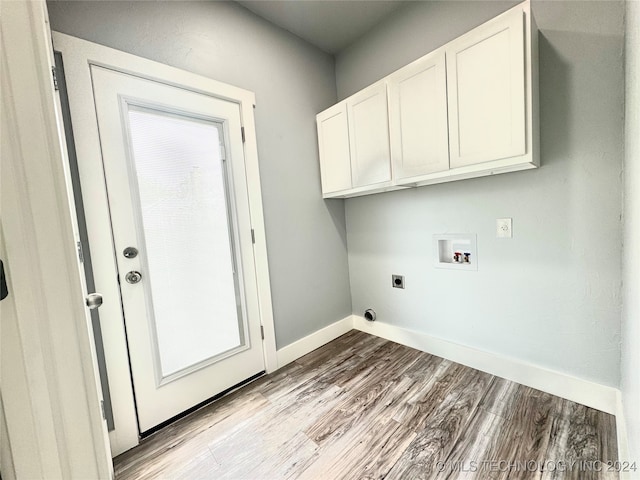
[[46, 0, 351, 349], [337, 0, 624, 387], [0, 393, 16, 480], [622, 0, 640, 464]]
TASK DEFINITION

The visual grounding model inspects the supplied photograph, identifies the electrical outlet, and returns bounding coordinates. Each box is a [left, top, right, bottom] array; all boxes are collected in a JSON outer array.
[[392, 274, 405, 289], [496, 218, 512, 238]]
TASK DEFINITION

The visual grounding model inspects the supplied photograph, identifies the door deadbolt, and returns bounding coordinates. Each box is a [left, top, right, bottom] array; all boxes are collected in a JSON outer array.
[[123, 247, 139, 259], [125, 271, 142, 284]]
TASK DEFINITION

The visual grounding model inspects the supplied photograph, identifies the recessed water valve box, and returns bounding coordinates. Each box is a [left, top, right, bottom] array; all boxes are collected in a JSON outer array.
[[434, 234, 477, 271]]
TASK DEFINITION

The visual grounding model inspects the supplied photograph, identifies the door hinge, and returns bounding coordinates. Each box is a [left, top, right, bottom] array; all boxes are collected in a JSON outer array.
[[100, 400, 106, 421], [241, 126, 246, 143], [51, 66, 59, 91], [260, 325, 265, 340], [251, 229, 256, 244], [77, 241, 84, 263]]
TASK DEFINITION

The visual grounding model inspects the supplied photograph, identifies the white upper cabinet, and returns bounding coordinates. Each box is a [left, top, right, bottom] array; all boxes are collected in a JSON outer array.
[[346, 83, 392, 187], [315, 0, 537, 198], [388, 49, 449, 182], [316, 102, 352, 194], [446, 8, 526, 169]]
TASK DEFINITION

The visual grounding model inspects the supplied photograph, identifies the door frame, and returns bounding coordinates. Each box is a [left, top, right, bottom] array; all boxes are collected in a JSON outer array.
[[53, 32, 278, 456], [1, 2, 112, 477]]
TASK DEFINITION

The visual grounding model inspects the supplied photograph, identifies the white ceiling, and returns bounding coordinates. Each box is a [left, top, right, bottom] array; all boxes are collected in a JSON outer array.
[[236, 0, 409, 54]]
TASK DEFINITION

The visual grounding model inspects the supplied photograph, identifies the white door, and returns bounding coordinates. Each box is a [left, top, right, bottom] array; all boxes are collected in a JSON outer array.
[[446, 8, 526, 168], [347, 83, 392, 187], [388, 49, 449, 181], [90, 65, 264, 433], [316, 102, 352, 195]]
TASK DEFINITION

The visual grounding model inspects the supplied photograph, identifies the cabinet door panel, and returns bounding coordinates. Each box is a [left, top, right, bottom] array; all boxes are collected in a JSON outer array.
[[347, 83, 391, 187], [447, 9, 525, 168], [317, 103, 352, 194], [389, 50, 449, 180]]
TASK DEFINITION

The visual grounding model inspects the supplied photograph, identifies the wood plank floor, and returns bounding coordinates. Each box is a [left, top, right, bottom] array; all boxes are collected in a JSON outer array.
[[114, 331, 619, 479]]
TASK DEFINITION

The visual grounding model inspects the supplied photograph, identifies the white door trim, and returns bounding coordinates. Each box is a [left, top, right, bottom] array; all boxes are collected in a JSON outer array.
[[53, 32, 278, 456], [1, 1, 112, 477]]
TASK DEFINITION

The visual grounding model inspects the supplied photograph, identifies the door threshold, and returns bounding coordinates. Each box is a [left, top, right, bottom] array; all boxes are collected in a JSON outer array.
[[138, 370, 266, 439]]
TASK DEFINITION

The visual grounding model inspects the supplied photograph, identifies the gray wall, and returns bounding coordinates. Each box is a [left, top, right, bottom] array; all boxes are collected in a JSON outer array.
[[337, 0, 624, 386], [47, 1, 351, 349], [622, 0, 640, 463]]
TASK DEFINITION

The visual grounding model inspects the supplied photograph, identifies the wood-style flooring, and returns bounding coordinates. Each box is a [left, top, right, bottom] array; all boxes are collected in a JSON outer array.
[[114, 330, 619, 479]]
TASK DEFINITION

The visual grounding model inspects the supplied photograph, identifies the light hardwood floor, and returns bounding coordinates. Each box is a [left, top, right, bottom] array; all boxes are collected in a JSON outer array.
[[114, 330, 619, 479]]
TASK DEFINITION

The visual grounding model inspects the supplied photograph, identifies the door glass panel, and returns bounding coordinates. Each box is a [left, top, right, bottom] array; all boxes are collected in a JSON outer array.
[[126, 105, 243, 379]]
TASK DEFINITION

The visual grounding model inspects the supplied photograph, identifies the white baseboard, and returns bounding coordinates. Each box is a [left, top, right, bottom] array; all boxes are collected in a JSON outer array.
[[276, 315, 619, 415], [275, 316, 624, 460], [276, 315, 354, 368], [352, 316, 618, 415], [616, 392, 633, 477]]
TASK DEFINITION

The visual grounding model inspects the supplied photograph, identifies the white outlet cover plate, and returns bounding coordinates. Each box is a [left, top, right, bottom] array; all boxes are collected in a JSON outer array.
[[496, 218, 512, 238]]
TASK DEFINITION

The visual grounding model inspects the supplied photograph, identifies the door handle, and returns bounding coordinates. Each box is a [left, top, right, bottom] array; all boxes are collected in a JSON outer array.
[[125, 271, 142, 284], [86, 293, 103, 309]]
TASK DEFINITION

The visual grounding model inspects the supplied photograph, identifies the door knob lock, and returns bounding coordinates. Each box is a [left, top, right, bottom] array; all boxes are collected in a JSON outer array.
[[86, 293, 103, 309], [125, 271, 142, 284]]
